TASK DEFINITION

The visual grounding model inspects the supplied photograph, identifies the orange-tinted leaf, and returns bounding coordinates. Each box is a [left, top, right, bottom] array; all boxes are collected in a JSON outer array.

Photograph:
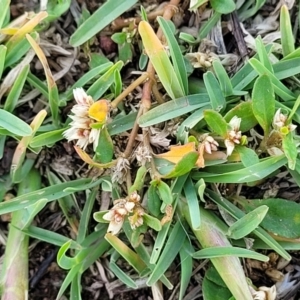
[[88, 99, 109, 123], [7, 12, 48, 50], [196, 143, 205, 168], [156, 142, 196, 164]]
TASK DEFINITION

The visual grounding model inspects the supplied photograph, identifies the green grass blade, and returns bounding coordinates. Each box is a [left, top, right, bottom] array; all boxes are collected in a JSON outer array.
[[212, 60, 233, 97], [157, 17, 188, 95], [280, 5, 295, 57], [87, 61, 123, 100], [4, 64, 30, 112], [193, 246, 269, 261], [184, 176, 201, 230], [205, 189, 291, 260], [70, 0, 138, 47], [0, 0, 10, 29], [0, 109, 32, 136], [249, 58, 296, 101], [204, 71, 226, 111], [255, 36, 273, 72], [0, 45, 7, 78], [139, 94, 210, 127], [147, 221, 186, 286], [0, 178, 103, 214], [192, 155, 287, 183]]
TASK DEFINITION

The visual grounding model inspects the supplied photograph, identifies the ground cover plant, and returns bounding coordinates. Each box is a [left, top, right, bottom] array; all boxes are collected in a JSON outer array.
[[1, 0, 300, 299]]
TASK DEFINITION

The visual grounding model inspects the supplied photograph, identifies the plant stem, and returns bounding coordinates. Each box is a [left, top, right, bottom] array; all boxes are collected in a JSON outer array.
[[0, 168, 41, 300]]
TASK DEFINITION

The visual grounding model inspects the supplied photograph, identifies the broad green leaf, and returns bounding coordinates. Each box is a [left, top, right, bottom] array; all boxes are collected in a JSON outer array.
[[224, 101, 257, 132], [0, 109, 32, 136], [44, 0, 71, 22], [155, 180, 173, 205], [158, 17, 188, 95], [193, 246, 269, 261], [139, 94, 210, 127], [95, 127, 114, 163], [240, 198, 300, 239], [227, 205, 269, 239], [70, 0, 138, 46], [161, 152, 199, 179], [147, 184, 162, 217], [236, 146, 259, 167], [204, 109, 228, 137], [249, 58, 296, 101], [282, 132, 297, 170], [210, 0, 235, 14], [143, 213, 162, 231], [280, 5, 295, 57], [184, 176, 201, 230], [252, 74, 275, 135], [212, 60, 233, 96], [203, 267, 232, 300], [129, 165, 147, 194], [147, 221, 186, 286], [139, 21, 184, 99], [205, 189, 291, 260], [204, 71, 226, 111]]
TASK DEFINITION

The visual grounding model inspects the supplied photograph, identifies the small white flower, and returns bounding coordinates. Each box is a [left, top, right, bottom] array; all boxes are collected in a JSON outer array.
[[273, 108, 297, 133], [252, 286, 276, 300], [63, 88, 100, 150], [103, 199, 135, 235], [224, 116, 242, 156], [200, 134, 219, 154]]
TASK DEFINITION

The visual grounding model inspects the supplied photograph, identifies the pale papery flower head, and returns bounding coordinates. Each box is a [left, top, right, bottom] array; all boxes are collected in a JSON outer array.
[[111, 157, 130, 184]]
